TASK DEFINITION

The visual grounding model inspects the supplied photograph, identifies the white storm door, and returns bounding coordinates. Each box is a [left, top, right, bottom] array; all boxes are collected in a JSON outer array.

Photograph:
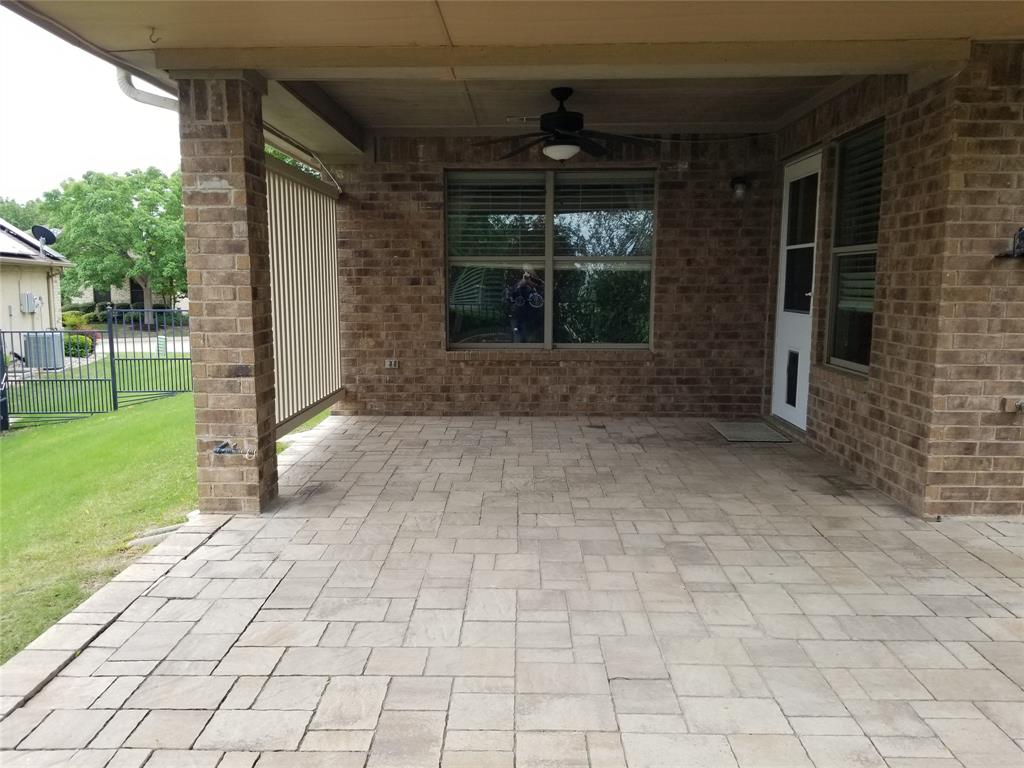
[[771, 152, 821, 429]]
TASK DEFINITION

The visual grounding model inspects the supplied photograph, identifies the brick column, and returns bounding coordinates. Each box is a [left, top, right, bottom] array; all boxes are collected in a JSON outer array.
[[177, 73, 277, 513], [923, 42, 1024, 517]]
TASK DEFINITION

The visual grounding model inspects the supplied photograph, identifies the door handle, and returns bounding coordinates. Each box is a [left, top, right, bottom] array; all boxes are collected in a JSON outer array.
[[804, 292, 813, 297]]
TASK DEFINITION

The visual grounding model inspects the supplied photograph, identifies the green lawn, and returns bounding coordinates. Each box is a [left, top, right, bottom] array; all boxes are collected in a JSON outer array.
[[0, 395, 198, 662], [276, 406, 330, 453]]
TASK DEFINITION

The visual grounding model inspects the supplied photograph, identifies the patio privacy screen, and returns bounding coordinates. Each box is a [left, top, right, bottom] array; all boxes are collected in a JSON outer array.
[[267, 157, 343, 433], [446, 170, 654, 347], [830, 122, 883, 370]]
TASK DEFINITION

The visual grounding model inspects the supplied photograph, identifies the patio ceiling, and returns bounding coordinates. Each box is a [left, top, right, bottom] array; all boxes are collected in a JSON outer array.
[[13, 1, 1024, 50], [312, 76, 852, 136], [10, 1, 1024, 159]]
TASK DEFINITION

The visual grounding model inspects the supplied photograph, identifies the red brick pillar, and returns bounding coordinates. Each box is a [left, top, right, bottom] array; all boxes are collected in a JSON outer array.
[[177, 73, 277, 513]]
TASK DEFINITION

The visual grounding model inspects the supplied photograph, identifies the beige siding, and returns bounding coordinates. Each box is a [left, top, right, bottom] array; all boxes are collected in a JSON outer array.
[[0, 264, 61, 332], [267, 159, 343, 432]]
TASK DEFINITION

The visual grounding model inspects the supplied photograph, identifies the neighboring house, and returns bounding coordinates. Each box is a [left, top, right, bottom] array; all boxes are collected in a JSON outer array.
[[0, 217, 69, 332], [10, 2, 1022, 518], [70, 279, 185, 311]]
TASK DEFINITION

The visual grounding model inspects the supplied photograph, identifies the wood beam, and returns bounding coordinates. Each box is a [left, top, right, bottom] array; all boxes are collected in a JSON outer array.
[[154, 39, 972, 80], [280, 81, 366, 151]]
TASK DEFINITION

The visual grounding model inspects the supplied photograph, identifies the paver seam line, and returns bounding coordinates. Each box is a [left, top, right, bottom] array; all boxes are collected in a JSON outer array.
[[12, 700, 118, 752], [0, 514, 232, 720]]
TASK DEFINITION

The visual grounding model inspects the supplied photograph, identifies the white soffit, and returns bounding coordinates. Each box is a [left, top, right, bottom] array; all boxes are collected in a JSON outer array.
[[21, 1, 1024, 51]]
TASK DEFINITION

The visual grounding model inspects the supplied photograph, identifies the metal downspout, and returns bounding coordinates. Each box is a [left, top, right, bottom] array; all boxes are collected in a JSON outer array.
[[116, 69, 178, 111]]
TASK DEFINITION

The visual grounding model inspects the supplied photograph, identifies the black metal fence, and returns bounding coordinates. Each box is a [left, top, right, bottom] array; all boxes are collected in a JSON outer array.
[[0, 307, 191, 429]]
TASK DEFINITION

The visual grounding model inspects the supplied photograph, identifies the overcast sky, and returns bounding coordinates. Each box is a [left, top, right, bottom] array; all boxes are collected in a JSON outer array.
[[0, 6, 180, 203]]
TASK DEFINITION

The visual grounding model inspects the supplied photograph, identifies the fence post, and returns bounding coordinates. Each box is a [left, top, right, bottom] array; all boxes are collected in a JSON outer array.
[[0, 334, 9, 431], [106, 303, 119, 411]]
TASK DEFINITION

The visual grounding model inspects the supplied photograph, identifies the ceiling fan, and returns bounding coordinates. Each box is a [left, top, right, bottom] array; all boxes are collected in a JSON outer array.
[[480, 86, 659, 161]]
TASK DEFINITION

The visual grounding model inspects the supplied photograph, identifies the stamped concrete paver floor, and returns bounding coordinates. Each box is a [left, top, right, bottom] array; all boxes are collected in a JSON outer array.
[[2, 416, 1023, 767]]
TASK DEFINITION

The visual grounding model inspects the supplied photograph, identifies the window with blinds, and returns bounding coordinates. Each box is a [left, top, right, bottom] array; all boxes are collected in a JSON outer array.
[[446, 170, 655, 347], [835, 122, 884, 248], [447, 172, 546, 264], [829, 122, 883, 370]]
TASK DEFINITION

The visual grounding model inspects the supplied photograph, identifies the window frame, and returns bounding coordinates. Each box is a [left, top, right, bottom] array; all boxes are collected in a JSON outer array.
[[445, 168, 657, 351], [827, 122, 883, 374]]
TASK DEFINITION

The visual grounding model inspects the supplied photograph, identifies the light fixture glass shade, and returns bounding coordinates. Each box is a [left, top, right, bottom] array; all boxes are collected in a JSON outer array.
[[730, 176, 749, 201], [542, 142, 581, 161]]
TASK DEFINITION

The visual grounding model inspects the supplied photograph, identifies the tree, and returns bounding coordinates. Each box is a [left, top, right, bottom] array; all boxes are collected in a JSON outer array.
[[44, 168, 184, 318], [265, 145, 321, 178], [0, 197, 44, 231]]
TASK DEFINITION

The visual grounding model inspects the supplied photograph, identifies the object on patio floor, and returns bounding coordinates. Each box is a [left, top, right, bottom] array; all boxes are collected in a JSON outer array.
[[710, 420, 789, 443]]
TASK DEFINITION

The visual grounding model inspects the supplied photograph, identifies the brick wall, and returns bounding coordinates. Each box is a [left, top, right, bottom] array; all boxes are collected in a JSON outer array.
[[779, 75, 950, 512], [325, 44, 1020, 514], [925, 43, 1024, 516], [179, 75, 278, 514], [333, 136, 777, 417], [778, 43, 1023, 516]]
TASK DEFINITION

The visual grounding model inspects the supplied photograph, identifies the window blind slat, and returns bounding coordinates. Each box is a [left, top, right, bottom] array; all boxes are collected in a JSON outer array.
[[447, 174, 546, 262], [836, 252, 876, 312], [835, 122, 884, 248]]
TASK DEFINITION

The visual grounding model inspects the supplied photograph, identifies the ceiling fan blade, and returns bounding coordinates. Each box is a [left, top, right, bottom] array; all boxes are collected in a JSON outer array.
[[570, 133, 608, 158], [474, 132, 545, 147], [579, 129, 659, 146], [499, 135, 550, 159]]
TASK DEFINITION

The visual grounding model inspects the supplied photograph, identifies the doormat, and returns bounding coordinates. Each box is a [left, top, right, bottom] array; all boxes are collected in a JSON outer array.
[[710, 421, 790, 443]]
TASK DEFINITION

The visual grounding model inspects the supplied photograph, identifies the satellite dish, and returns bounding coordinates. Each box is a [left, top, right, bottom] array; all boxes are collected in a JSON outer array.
[[31, 225, 60, 245]]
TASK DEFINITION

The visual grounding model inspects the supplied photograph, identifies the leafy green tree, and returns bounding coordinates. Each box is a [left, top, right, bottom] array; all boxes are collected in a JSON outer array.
[[0, 197, 45, 231], [552, 208, 653, 343], [265, 145, 321, 178], [44, 168, 184, 315]]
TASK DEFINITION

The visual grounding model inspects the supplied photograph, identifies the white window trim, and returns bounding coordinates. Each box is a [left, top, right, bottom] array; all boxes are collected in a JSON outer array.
[[446, 169, 657, 350]]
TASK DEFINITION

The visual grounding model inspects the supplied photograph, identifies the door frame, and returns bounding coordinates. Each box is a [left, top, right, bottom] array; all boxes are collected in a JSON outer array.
[[771, 150, 822, 430]]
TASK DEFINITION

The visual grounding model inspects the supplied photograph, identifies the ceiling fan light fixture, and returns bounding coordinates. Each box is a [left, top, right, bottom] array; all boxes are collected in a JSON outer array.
[[542, 141, 581, 161], [730, 176, 750, 201]]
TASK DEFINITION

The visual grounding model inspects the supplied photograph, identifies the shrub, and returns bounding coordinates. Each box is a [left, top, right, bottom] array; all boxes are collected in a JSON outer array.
[[64, 334, 94, 358], [62, 311, 88, 330]]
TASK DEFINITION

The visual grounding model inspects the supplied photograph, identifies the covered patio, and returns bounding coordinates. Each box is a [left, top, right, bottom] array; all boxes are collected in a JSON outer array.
[[7, 1, 1020, 520], [2, 415, 1023, 766], [0, 1, 1022, 765]]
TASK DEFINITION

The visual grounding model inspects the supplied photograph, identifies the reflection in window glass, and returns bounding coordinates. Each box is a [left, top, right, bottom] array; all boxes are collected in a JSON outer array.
[[446, 171, 655, 347], [554, 174, 654, 261], [554, 264, 650, 344], [448, 265, 545, 344], [831, 252, 875, 367], [783, 246, 814, 314], [786, 174, 818, 246]]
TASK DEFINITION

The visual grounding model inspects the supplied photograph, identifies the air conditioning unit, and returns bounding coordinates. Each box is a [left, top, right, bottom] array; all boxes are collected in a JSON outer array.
[[20, 292, 38, 313], [23, 332, 64, 370]]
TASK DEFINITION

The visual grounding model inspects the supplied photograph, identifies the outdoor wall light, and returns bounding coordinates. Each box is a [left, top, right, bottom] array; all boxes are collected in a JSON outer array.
[[995, 227, 1024, 258], [730, 176, 749, 201], [543, 140, 581, 161]]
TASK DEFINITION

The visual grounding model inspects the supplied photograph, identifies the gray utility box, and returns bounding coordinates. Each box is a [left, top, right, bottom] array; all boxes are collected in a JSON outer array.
[[23, 332, 65, 370]]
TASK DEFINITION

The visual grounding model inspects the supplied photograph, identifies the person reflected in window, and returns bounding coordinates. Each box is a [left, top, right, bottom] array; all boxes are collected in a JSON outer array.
[[505, 265, 544, 343]]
